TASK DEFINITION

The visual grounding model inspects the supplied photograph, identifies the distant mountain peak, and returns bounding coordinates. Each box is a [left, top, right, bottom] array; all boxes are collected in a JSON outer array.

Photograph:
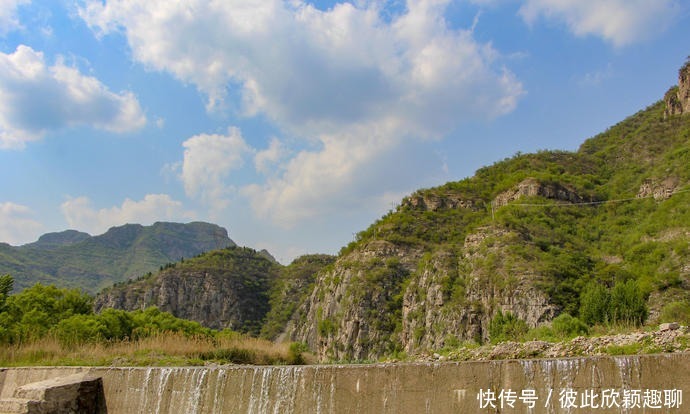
[[23, 230, 91, 249]]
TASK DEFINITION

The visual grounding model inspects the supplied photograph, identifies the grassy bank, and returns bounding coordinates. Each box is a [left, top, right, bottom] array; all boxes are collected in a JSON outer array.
[[0, 331, 311, 367]]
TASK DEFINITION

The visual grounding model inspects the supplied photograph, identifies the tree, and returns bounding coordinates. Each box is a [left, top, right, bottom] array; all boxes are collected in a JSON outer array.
[[579, 283, 610, 325], [579, 280, 647, 326], [1, 283, 93, 343], [0, 274, 12, 312], [610, 280, 647, 326]]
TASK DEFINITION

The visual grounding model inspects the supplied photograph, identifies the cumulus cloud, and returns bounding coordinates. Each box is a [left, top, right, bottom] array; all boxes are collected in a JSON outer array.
[[180, 127, 252, 209], [0, 202, 43, 245], [80, 0, 521, 132], [242, 125, 440, 226], [254, 138, 287, 175], [61, 194, 194, 235], [81, 0, 523, 225], [519, 0, 681, 47], [0, 0, 29, 36], [0, 45, 146, 149]]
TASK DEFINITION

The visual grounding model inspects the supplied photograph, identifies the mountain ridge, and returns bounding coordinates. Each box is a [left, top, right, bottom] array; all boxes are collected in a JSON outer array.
[[4, 61, 690, 363], [0, 221, 235, 293], [281, 72, 690, 360]]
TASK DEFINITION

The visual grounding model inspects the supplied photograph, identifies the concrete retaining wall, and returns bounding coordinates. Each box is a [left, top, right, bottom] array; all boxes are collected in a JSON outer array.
[[1, 353, 688, 413]]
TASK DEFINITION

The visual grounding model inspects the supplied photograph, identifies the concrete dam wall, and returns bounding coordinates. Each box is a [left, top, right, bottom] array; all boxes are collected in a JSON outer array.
[[0, 353, 688, 413]]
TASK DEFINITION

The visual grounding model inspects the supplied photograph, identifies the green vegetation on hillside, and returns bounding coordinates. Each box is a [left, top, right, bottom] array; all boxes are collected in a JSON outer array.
[[260, 254, 336, 340], [0, 222, 235, 294], [3, 86, 690, 363], [313, 98, 690, 358], [0, 274, 307, 366]]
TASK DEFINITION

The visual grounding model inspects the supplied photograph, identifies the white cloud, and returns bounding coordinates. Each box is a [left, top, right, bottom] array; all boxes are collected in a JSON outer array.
[[242, 124, 441, 227], [0, 202, 43, 245], [180, 127, 252, 209], [61, 194, 195, 235], [80, 0, 523, 130], [81, 0, 523, 225], [254, 137, 287, 175], [519, 0, 681, 47], [0, 45, 146, 149], [0, 0, 29, 36]]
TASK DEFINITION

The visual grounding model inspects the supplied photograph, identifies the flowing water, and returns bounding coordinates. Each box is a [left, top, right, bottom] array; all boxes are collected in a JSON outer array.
[[0, 354, 686, 413]]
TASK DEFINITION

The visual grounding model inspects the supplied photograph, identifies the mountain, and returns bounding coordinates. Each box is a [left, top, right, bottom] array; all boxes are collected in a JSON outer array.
[[22, 230, 91, 249], [281, 62, 690, 361], [95, 248, 335, 336], [0, 222, 235, 293], [92, 62, 690, 362]]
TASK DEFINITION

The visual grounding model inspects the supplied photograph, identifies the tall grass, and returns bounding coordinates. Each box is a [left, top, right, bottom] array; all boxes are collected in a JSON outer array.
[[0, 332, 309, 367]]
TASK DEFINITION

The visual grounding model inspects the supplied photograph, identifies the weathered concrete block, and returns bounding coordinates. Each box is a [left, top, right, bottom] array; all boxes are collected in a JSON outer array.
[[5, 373, 105, 414], [0, 397, 39, 414]]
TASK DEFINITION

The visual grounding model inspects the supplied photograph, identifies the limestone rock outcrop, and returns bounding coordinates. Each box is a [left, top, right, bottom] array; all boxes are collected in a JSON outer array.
[[95, 247, 280, 334], [287, 226, 558, 361], [637, 176, 679, 200], [664, 59, 690, 117], [401, 192, 478, 211], [492, 177, 586, 207]]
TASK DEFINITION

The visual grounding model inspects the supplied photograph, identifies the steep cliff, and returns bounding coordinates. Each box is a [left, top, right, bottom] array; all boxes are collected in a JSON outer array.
[[664, 58, 690, 117], [95, 247, 279, 334], [95, 249, 335, 336]]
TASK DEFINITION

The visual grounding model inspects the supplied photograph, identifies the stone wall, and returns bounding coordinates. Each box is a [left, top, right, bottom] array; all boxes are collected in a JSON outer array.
[[1, 353, 688, 413]]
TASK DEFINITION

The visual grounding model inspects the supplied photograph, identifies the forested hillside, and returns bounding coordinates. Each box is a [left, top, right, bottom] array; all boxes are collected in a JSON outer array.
[[95, 247, 334, 337], [285, 76, 690, 360], [0, 222, 235, 293]]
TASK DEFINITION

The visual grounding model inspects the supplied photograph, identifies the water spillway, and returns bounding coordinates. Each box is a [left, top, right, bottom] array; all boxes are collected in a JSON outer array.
[[0, 353, 687, 413]]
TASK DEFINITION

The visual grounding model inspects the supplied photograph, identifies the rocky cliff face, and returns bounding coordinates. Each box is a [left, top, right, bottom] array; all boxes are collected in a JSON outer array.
[[286, 177, 587, 361], [492, 178, 587, 207], [95, 247, 280, 334], [401, 192, 479, 211], [287, 222, 559, 361], [637, 176, 679, 200], [401, 227, 557, 353], [288, 240, 421, 361], [664, 60, 690, 117]]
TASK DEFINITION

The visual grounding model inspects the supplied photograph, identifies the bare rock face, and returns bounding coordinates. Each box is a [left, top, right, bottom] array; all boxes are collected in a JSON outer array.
[[402, 193, 478, 211], [401, 227, 557, 353], [288, 226, 559, 361], [492, 178, 585, 208], [288, 241, 422, 361], [664, 60, 690, 117], [95, 247, 279, 334], [637, 176, 679, 200]]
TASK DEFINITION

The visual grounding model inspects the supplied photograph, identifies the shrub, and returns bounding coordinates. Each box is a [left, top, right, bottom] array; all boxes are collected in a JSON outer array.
[[551, 313, 589, 339], [610, 280, 647, 326], [288, 342, 309, 365], [579, 280, 647, 326], [579, 283, 610, 325], [53, 314, 105, 346], [489, 310, 528, 343], [659, 301, 690, 325]]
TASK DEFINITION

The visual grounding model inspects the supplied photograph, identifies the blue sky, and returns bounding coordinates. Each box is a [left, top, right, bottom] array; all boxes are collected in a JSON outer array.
[[1, 0, 689, 263]]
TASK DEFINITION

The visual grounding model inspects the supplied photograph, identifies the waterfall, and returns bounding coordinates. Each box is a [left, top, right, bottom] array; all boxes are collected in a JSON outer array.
[[0, 354, 686, 413]]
